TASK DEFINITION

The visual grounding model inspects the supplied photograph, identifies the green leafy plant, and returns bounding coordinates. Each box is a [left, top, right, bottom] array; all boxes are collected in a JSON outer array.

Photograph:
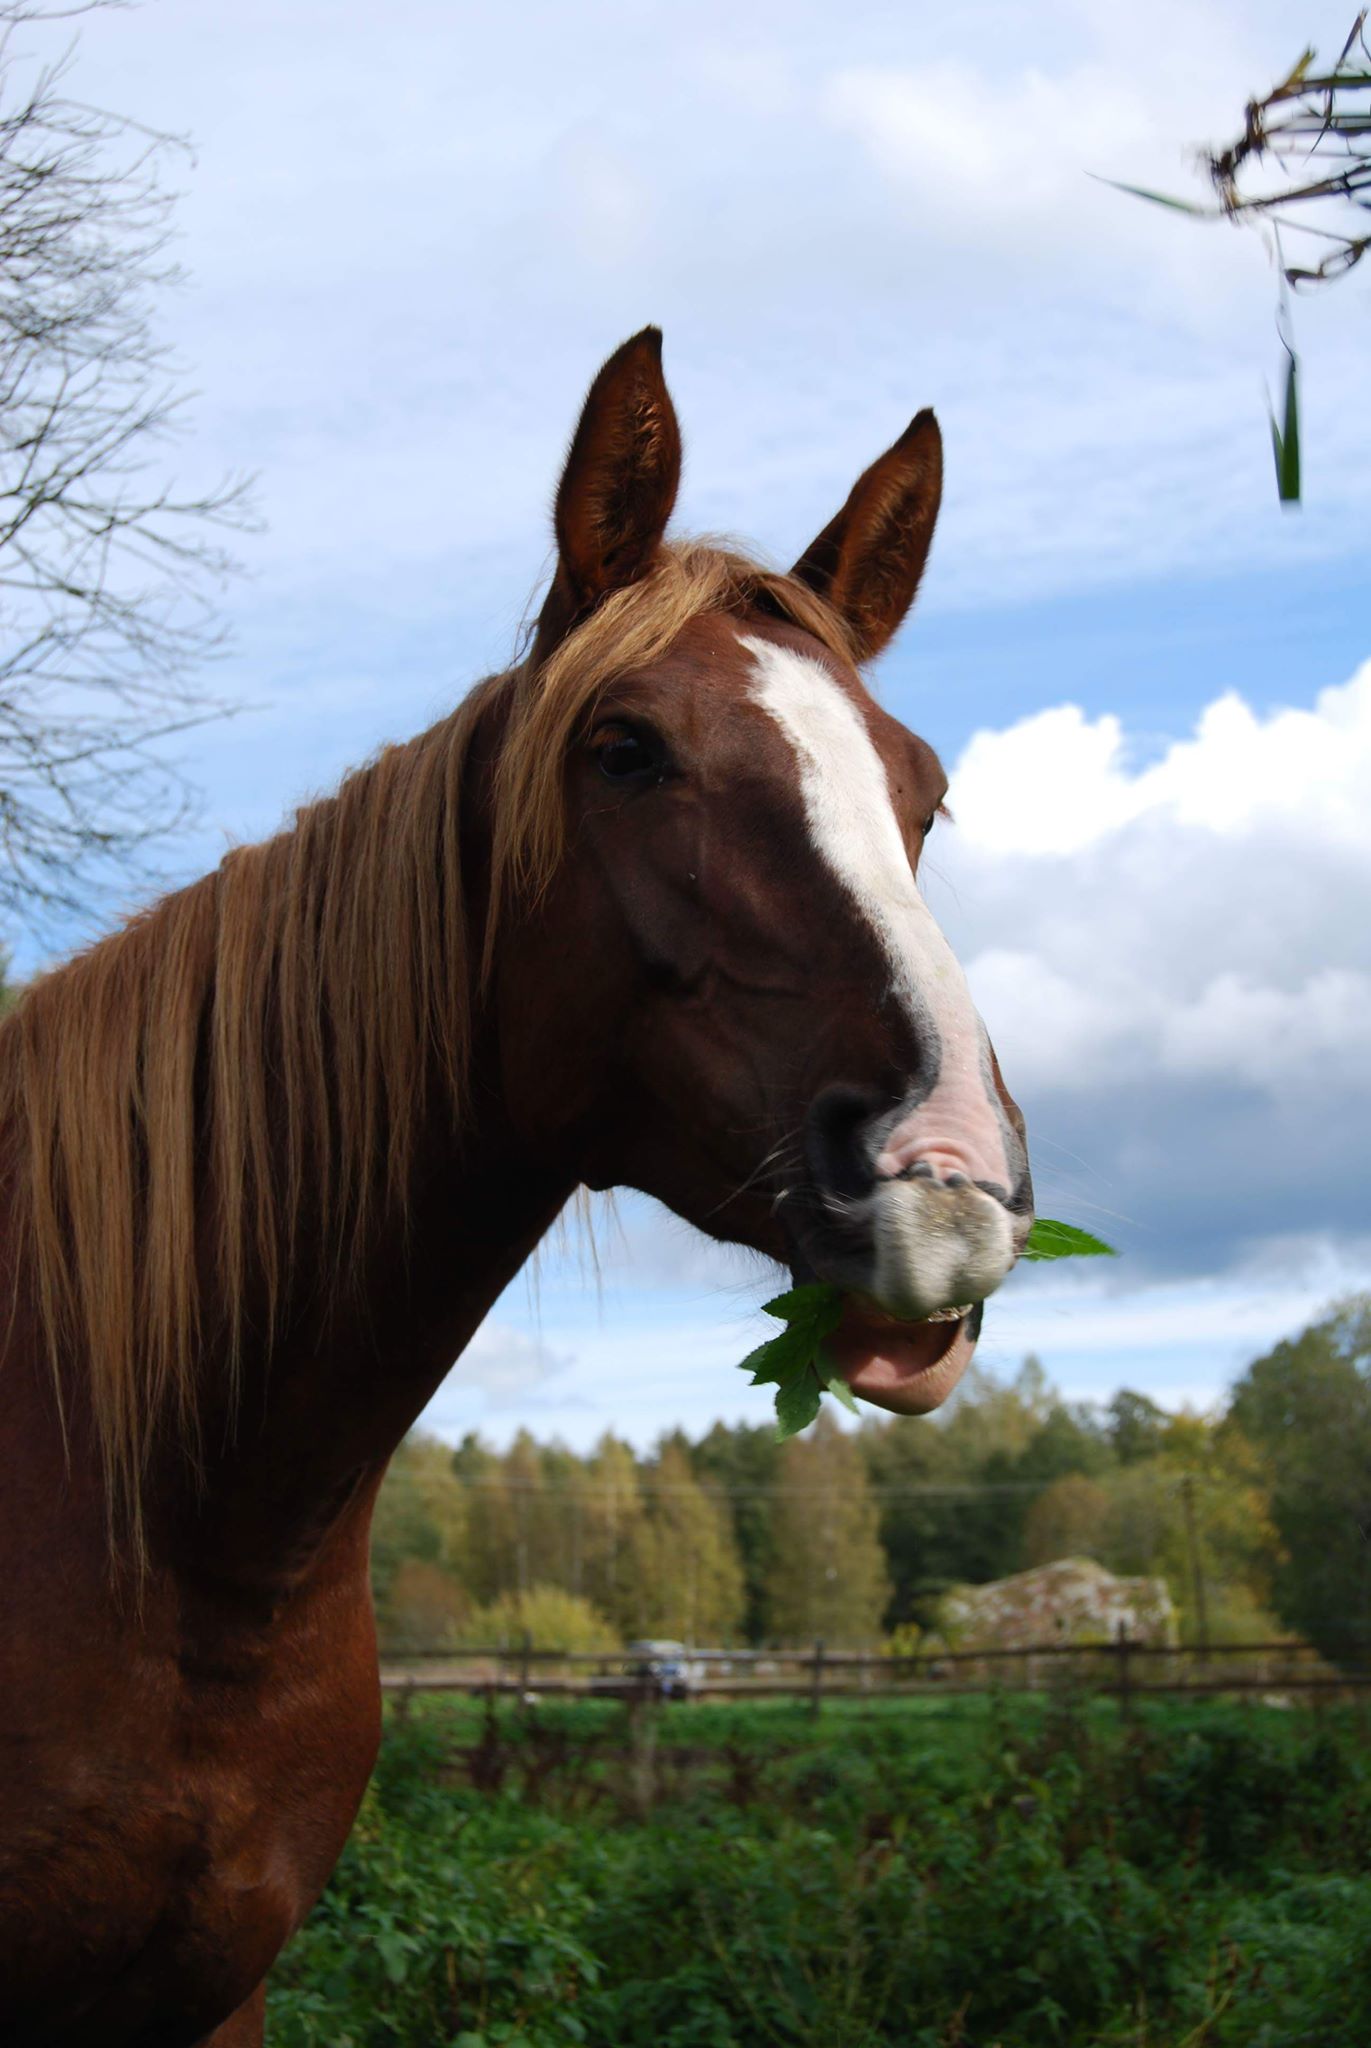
[[741, 1219, 1117, 1439], [271, 1693, 1371, 2047]]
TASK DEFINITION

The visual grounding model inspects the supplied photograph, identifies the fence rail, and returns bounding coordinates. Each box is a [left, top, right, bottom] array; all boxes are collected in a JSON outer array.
[[380, 1633, 1371, 1708]]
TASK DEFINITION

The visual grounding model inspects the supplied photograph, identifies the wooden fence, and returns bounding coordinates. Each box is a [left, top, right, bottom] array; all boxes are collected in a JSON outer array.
[[380, 1632, 1371, 1712]]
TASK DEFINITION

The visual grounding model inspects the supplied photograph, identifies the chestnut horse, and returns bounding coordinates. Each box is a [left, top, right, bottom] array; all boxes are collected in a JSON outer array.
[[0, 330, 1031, 2043]]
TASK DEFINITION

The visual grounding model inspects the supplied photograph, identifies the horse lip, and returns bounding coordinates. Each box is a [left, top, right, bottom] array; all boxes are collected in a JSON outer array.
[[826, 1299, 985, 1415]]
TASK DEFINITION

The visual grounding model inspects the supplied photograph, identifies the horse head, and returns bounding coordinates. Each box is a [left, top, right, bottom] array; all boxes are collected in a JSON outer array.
[[490, 328, 1032, 1416]]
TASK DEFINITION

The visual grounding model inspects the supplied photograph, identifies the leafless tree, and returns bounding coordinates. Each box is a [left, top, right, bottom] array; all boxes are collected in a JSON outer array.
[[0, 1, 251, 930]]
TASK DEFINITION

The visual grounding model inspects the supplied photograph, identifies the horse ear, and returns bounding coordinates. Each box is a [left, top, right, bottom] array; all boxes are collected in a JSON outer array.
[[790, 410, 942, 661], [532, 326, 682, 664]]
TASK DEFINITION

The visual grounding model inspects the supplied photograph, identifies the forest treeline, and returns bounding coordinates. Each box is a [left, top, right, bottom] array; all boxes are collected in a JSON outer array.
[[373, 1296, 1371, 1660]]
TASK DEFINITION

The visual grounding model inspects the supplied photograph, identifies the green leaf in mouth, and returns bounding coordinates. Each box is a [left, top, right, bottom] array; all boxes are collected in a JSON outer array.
[[738, 1219, 1118, 1435], [1021, 1219, 1119, 1262]]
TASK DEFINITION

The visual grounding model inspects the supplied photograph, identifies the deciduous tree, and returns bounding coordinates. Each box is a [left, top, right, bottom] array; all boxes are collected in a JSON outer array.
[[0, 1, 250, 925], [626, 1441, 744, 1645], [1229, 1295, 1371, 1659], [1022, 1473, 1113, 1569], [765, 1412, 890, 1646]]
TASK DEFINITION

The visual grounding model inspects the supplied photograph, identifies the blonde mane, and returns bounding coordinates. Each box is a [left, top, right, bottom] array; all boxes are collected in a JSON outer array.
[[0, 542, 855, 1555]]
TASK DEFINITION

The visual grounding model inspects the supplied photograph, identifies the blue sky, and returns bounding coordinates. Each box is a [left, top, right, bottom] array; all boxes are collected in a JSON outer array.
[[13, 0, 1369, 1445]]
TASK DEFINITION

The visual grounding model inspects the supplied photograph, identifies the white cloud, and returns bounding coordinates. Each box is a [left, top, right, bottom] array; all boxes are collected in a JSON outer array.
[[540, 126, 653, 268], [918, 659, 1371, 1277], [941, 661, 1371, 1086], [826, 59, 1156, 241], [819, 0, 1355, 327], [950, 664, 1371, 856], [443, 1321, 573, 1407], [971, 1228, 1371, 1410], [1158, 969, 1371, 1092]]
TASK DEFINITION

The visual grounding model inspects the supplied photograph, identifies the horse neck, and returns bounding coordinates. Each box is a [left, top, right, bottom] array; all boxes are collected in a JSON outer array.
[[174, 1036, 576, 1596], [161, 699, 577, 1590]]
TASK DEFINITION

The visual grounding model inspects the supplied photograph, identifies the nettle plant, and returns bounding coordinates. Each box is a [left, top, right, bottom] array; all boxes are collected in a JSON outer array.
[[743, 1220, 1116, 1439]]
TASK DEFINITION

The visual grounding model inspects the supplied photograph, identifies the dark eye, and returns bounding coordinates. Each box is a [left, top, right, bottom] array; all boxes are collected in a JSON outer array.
[[592, 721, 664, 782], [921, 811, 938, 837]]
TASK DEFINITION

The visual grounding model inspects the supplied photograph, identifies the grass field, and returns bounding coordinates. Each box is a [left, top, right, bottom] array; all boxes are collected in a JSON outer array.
[[267, 1689, 1371, 2045]]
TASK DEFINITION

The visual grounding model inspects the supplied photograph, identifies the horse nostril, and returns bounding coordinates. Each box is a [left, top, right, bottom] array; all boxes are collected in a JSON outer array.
[[804, 1083, 886, 1202]]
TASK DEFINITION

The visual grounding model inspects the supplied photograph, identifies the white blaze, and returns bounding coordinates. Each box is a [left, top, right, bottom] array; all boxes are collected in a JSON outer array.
[[741, 633, 1015, 1201]]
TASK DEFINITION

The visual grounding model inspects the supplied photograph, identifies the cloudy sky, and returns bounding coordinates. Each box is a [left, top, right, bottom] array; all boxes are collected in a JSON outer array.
[[13, 0, 1368, 1444]]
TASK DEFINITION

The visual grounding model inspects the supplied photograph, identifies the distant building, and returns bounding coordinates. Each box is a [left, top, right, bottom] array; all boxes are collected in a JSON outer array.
[[940, 1557, 1177, 1650]]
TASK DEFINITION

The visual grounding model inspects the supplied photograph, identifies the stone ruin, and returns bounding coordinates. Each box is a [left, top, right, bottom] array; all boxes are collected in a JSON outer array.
[[939, 1556, 1178, 1651]]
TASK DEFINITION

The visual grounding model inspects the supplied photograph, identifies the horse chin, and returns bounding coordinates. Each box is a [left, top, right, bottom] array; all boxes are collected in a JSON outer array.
[[826, 1299, 981, 1416]]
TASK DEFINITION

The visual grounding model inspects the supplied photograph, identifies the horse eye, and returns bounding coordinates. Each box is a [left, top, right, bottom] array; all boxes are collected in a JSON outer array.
[[592, 722, 661, 781], [922, 812, 938, 837]]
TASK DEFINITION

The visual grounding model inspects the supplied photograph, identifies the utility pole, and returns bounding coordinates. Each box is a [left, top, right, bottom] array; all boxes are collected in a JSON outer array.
[[1180, 1473, 1210, 1658]]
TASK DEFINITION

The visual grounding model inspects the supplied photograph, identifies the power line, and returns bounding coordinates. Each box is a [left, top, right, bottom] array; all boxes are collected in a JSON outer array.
[[450, 1475, 1056, 1501]]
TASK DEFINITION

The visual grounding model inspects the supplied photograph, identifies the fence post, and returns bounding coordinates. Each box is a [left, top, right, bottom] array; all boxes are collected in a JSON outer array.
[[1115, 1620, 1133, 1724], [628, 1687, 660, 1818], [518, 1629, 532, 1711], [810, 1638, 826, 1719], [1181, 1473, 1210, 1660]]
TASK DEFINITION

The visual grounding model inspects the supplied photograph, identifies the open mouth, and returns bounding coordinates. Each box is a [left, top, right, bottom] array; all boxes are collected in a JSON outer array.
[[824, 1297, 983, 1416]]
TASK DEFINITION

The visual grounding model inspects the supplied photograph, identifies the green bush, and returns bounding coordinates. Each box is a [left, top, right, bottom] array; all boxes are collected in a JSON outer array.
[[457, 1585, 619, 1656], [269, 1697, 1371, 2046]]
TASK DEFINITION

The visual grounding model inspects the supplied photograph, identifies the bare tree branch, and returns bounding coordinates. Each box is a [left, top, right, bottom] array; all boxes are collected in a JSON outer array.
[[1205, 11, 1371, 288], [1101, 13, 1371, 290], [0, 0, 254, 932]]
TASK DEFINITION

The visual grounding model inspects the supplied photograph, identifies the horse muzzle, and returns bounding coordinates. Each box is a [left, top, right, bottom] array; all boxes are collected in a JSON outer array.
[[784, 1082, 1031, 1416]]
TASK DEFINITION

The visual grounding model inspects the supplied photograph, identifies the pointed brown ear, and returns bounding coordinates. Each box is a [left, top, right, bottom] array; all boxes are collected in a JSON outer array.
[[790, 410, 942, 661], [531, 327, 682, 665]]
